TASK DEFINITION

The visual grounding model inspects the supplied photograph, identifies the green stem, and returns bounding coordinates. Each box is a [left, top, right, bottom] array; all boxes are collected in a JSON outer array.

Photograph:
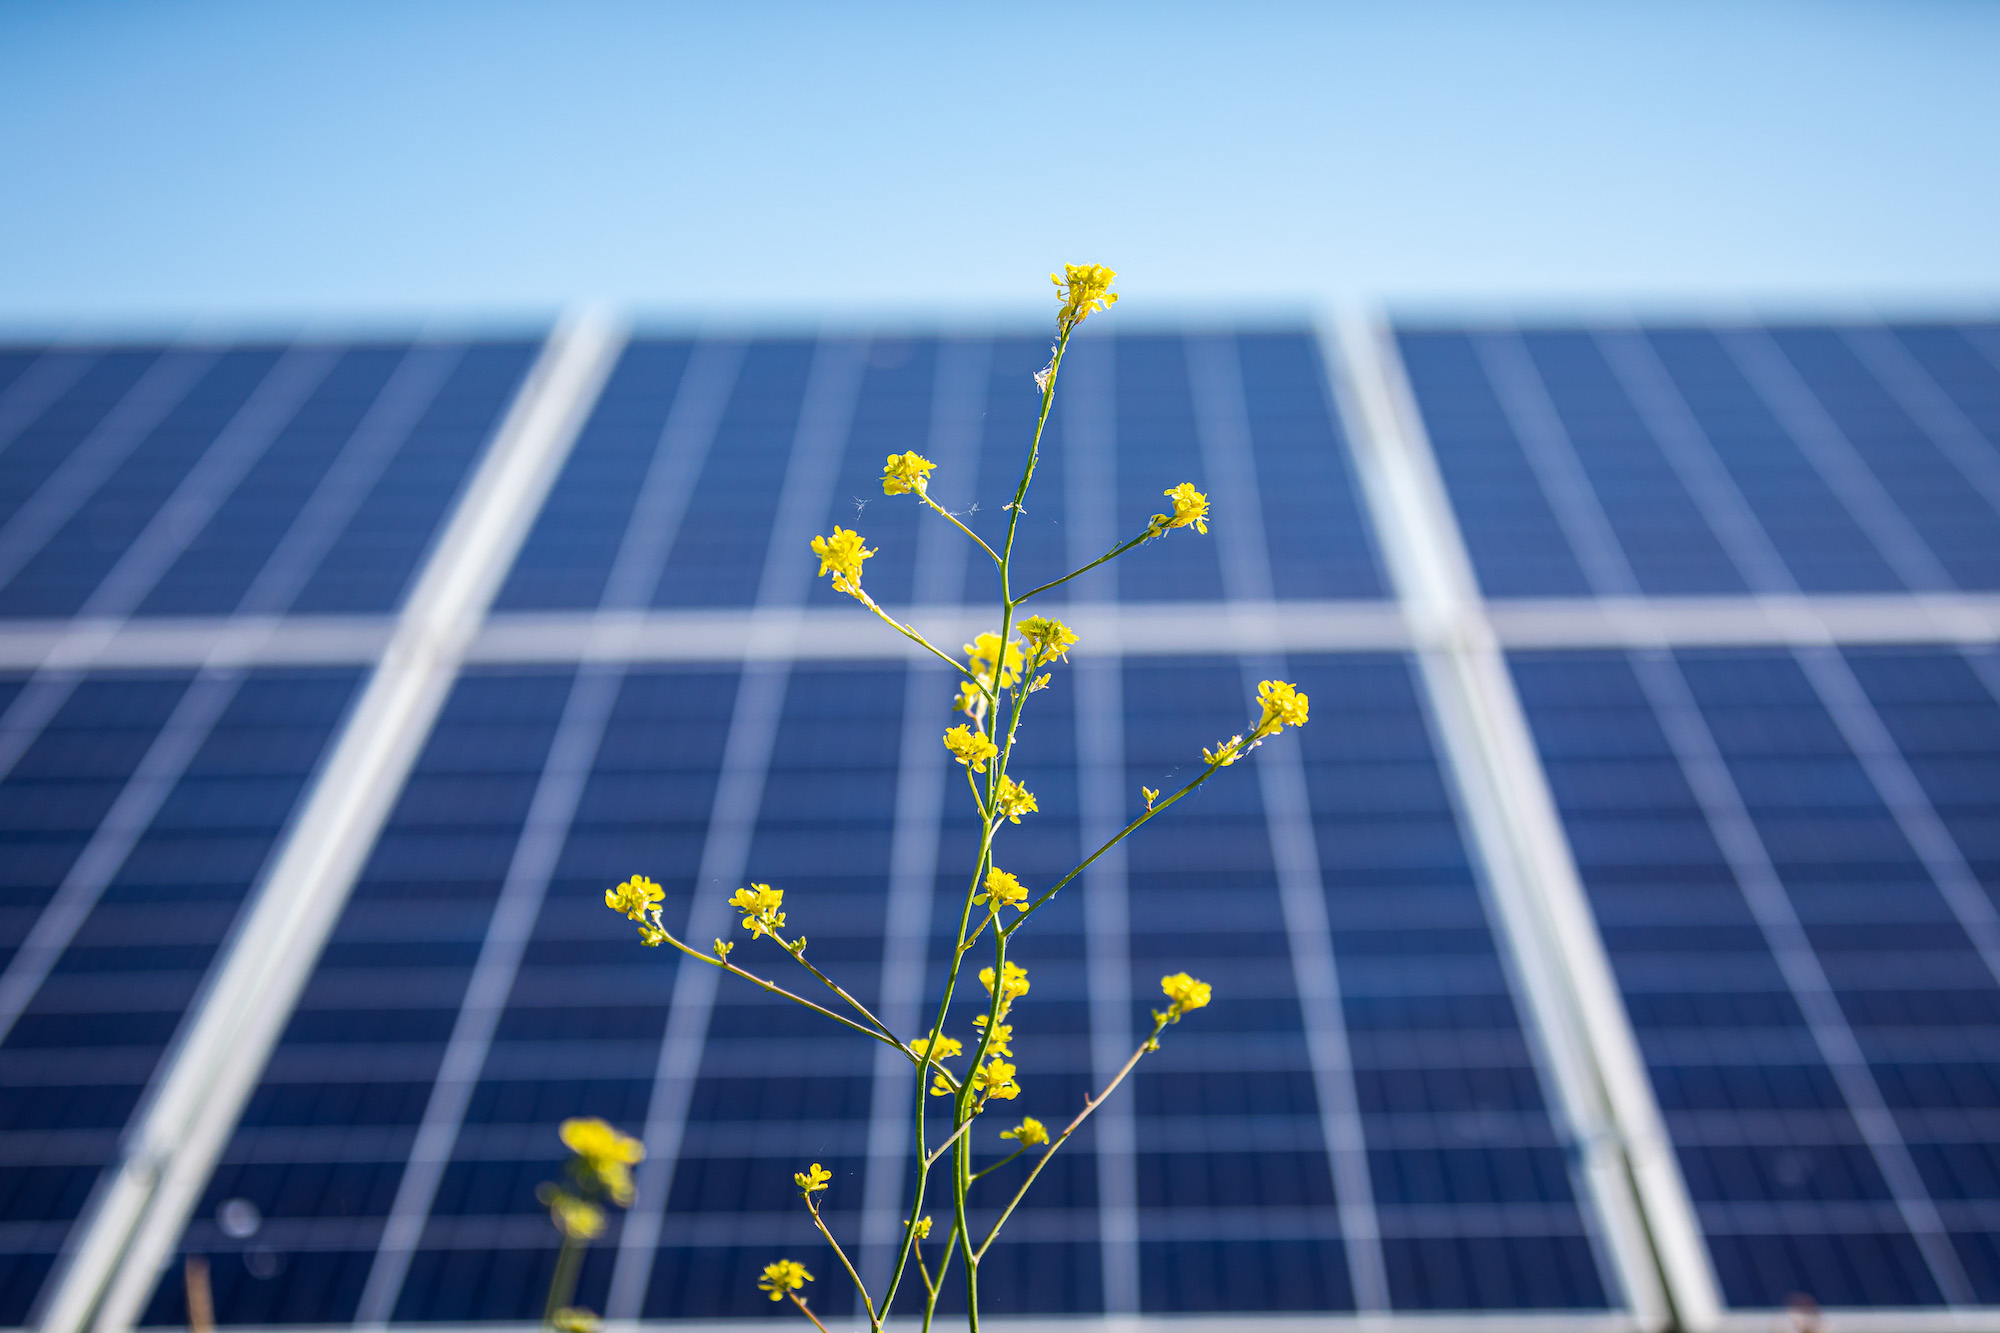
[[921, 491, 1004, 569], [976, 1013, 1171, 1261], [970, 1145, 1027, 1182], [541, 1235, 585, 1327], [806, 1199, 878, 1331], [1010, 527, 1157, 605]]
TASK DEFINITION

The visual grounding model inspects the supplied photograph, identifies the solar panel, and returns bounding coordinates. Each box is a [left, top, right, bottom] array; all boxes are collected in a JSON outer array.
[[5, 315, 1999, 1331]]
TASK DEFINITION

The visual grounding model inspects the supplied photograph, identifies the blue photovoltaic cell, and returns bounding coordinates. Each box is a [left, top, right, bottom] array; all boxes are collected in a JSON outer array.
[[1400, 323, 2000, 598], [0, 667, 362, 1325], [140, 651, 1615, 1323], [498, 330, 1382, 613], [0, 340, 536, 621], [1512, 645, 2000, 1309]]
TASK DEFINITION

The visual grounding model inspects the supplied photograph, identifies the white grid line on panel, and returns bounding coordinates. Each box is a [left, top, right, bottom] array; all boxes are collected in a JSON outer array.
[[859, 337, 989, 1295], [14, 593, 2000, 677], [0, 669, 242, 1048], [237, 343, 465, 616], [1483, 320, 1995, 1313], [0, 349, 91, 464], [1331, 315, 1702, 1332], [0, 349, 215, 594], [1186, 333, 1392, 1312], [607, 335, 870, 1320], [1594, 325, 2000, 1015], [355, 663, 626, 1325], [81, 345, 337, 618], [1066, 337, 1140, 1317], [1721, 328, 1958, 594], [44, 311, 627, 1333], [1627, 646, 1978, 1306], [1843, 329, 2000, 528]]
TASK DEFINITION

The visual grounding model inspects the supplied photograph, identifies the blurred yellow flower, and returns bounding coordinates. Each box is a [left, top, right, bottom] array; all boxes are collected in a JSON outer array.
[[758, 1259, 813, 1301], [1257, 679, 1309, 732], [1161, 971, 1213, 1017], [1001, 1116, 1049, 1147], [559, 1117, 643, 1205], [965, 632, 1024, 690]]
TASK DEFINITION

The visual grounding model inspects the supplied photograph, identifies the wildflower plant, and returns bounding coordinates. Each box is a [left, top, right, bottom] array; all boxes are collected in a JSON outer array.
[[595, 265, 1309, 1331], [534, 1117, 643, 1332]]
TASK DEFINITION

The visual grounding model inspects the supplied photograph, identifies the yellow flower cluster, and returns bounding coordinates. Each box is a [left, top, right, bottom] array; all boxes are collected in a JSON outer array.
[[537, 1185, 605, 1240], [966, 631, 1024, 691], [1001, 1116, 1049, 1147], [560, 1117, 644, 1206], [1152, 482, 1211, 536], [993, 775, 1037, 823], [550, 1308, 598, 1333], [1160, 972, 1213, 1018], [980, 961, 1031, 1017], [908, 1215, 934, 1239], [1018, 615, 1079, 667], [976, 867, 1029, 913], [605, 874, 668, 946], [973, 1019, 1013, 1056], [1204, 679, 1310, 768], [881, 451, 936, 496], [943, 723, 999, 772], [911, 1033, 962, 1061], [810, 526, 874, 597], [730, 884, 786, 940], [794, 1162, 833, 1195], [971, 1057, 1020, 1103], [759, 1259, 813, 1301], [1053, 263, 1119, 335]]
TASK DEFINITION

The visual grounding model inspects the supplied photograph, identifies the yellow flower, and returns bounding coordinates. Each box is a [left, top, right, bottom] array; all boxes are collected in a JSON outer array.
[[537, 1183, 605, 1240], [551, 1308, 599, 1333], [971, 1018, 1013, 1056], [955, 679, 985, 718], [729, 884, 786, 940], [943, 724, 999, 773], [1203, 735, 1244, 767], [993, 775, 1037, 823], [810, 526, 875, 595], [1152, 482, 1210, 535], [965, 632, 1024, 690], [758, 1259, 813, 1301], [972, 1057, 1020, 1102], [1161, 971, 1213, 1018], [1053, 263, 1119, 334], [794, 1162, 833, 1194], [979, 961, 1031, 1009], [605, 874, 663, 921], [1018, 615, 1079, 666], [882, 451, 937, 495], [559, 1117, 643, 1205], [911, 1034, 963, 1061], [1256, 679, 1309, 732], [908, 1215, 934, 1239], [976, 867, 1029, 913], [1001, 1116, 1049, 1147]]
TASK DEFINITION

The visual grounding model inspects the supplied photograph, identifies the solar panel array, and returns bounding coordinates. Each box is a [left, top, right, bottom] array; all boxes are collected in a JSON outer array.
[[0, 318, 1998, 1331]]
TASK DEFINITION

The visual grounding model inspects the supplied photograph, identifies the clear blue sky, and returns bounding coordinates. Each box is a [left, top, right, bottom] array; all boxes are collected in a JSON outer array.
[[2, 1, 1996, 325]]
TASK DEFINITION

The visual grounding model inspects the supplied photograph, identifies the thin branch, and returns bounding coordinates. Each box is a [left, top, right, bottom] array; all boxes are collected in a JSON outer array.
[[785, 1291, 832, 1333], [806, 1198, 878, 1331], [975, 1014, 1171, 1260], [970, 1145, 1027, 1182], [925, 1115, 978, 1168], [777, 940, 899, 1045], [1004, 758, 1226, 935], [652, 930, 908, 1055], [846, 587, 970, 675], [1010, 527, 1156, 605], [920, 492, 1004, 569]]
